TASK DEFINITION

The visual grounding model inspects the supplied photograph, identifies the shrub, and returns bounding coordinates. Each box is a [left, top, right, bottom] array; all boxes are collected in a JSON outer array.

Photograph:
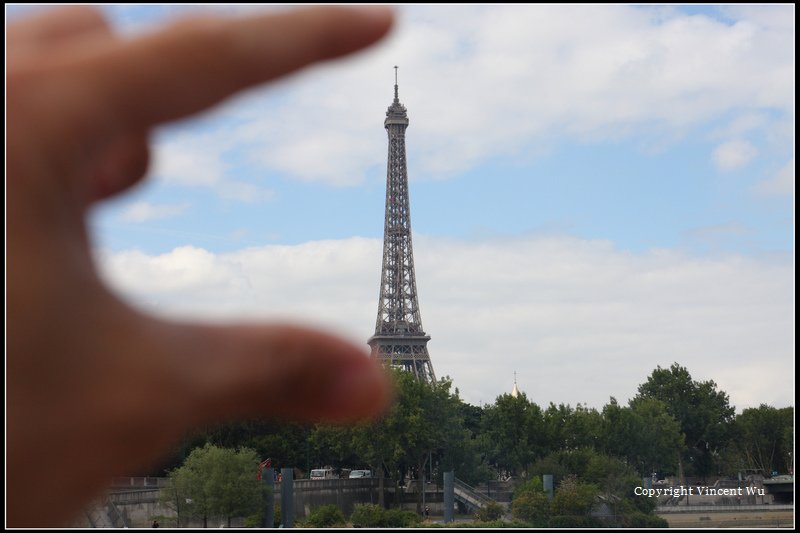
[[350, 504, 387, 528], [474, 501, 505, 522], [385, 508, 422, 527], [243, 502, 280, 528], [512, 491, 550, 525], [513, 476, 545, 499], [304, 504, 345, 528], [550, 476, 599, 517]]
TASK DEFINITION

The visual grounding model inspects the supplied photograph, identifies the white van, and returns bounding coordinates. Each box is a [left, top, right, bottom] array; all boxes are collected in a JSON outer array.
[[310, 468, 337, 480], [349, 470, 372, 479]]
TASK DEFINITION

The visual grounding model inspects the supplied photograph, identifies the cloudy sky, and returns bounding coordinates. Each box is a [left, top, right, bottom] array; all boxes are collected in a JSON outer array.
[[10, 5, 794, 411]]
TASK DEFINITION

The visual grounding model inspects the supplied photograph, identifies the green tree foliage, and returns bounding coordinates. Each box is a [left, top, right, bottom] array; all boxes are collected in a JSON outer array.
[[207, 420, 312, 472], [350, 504, 388, 528], [165, 443, 265, 527], [722, 405, 794, 475], [349, 504, 421, 528], [480, 392, 545, 477], [636, 363, 735, 478], [526, 450, 656, 523], [583, 451, 655, 515], [474, 501, 505, 522], [511, 478, 550, 526], [386, 372, 470, 511], [601, 397, 685, 476], [303, 504, 346, 528], [385, 508, 422, 527], [550, 475, 600, 518], [543, 403, 602, 452], [315, 370, 480, 507], [151, 363, 788, 528]]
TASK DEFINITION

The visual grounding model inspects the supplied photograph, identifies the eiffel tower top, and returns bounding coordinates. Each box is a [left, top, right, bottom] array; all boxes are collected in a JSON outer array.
[[386, 65, 408, 126]]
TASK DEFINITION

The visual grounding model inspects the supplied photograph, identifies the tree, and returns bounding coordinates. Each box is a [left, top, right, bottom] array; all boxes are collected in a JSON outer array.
[[636, 363, 734, 479], [550, 475, 599, 517], [512, 477, 550, 525], [601, 397, 684, 476], [166, 443, 265, 527], [541, 402, 603, 455], [303, 505, 345, 528], [722, 405, 793, 476], [340, 370, 477, 508], [387, 372, 467, 513], [480, 392, 544, 477], [202, 419, 312, 473]]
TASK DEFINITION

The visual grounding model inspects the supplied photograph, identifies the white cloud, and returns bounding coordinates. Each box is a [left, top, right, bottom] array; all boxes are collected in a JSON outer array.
[[150, 133, 275, 202], [119, 201, 190, 223], [712, 140, 759, 171], [151, 134, 226, 187], [132, 5, 793, 187], [755, 158, 794, 196], [95, 235, 794, 411]]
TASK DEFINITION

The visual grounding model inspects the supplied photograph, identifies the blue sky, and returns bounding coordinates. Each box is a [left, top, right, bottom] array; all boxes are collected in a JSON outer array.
[[9, 4, 794, 411]]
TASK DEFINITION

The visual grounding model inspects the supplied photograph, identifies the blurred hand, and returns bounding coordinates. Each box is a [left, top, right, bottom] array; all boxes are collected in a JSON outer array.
[[7, 6, 393, 526]]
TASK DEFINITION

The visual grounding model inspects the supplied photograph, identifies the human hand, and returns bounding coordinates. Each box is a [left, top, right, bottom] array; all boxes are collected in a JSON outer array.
[[7, 6, 393, 526]]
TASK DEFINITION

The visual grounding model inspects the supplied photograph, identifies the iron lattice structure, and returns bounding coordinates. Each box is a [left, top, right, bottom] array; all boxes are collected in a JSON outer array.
[[368, 72, 436, 383]]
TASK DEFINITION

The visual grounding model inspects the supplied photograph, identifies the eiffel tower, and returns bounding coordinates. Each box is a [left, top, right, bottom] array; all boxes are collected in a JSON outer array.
[[368, 67, 436, 383]]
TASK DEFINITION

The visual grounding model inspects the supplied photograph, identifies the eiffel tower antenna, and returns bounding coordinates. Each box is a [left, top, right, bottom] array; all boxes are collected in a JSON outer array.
[[368, 68, 436, 383]]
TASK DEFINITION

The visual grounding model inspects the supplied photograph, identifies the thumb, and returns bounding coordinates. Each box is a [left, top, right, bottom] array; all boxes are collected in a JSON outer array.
[[161, 321, 392, 428]]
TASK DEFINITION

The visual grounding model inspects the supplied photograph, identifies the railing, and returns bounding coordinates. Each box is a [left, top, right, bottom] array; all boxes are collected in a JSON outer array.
[[292, 478, 379, 490], [110, 476, 170, 488], [106, 497, 129, 528], [110, 489, 162, 505], [453, 478, 496, 511]]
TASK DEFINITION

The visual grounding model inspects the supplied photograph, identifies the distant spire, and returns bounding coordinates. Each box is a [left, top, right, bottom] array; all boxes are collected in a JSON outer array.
[[393, 65, 399, 102], [511, 372, 520, 398]]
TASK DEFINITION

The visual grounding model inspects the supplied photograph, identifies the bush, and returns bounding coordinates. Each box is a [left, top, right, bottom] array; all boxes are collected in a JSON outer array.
[[350, 505, 420, 528], [304, 504, 345, 528], [474, 501, 505, 522], [351, 504, 387, 528], [550, 476, 599, 517], [385, 508, 422, 527], [243, 502, 280, 528], [513, 476, 545, 500], [512, 491, 550, 525]]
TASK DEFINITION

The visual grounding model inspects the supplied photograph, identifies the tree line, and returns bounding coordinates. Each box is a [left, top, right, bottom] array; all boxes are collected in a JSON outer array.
[[153, 362, 792, 523]]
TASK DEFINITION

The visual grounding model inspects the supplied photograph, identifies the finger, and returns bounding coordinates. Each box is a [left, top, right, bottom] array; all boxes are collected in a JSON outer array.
[[8, 6, 111, 57], [158, 322, 392, 427], [65, 6, 395, 137], [89, 132, 151, 201]]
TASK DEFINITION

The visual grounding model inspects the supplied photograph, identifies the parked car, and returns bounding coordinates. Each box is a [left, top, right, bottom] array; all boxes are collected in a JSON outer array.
[[310, 467, 337, 480], [349, 470, 372, 479]]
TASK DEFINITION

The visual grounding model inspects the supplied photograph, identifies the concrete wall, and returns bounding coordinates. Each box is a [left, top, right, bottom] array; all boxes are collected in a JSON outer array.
[[108, 478, 404, 527]]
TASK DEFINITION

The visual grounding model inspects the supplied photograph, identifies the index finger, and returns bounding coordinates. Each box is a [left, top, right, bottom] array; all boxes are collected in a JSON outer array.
[[47, 6, 394, 139]]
